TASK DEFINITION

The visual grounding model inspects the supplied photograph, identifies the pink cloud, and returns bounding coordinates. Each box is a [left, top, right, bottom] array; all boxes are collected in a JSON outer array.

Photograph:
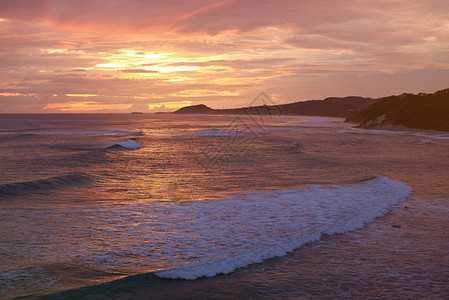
[[0, 0, 448, 113]]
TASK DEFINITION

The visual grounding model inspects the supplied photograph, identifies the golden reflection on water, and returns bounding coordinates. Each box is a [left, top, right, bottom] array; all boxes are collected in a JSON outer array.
[[1, 115, 449, 299]]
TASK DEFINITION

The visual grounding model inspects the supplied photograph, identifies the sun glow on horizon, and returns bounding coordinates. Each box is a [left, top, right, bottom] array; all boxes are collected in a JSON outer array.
[[1, 92, 37, 97], [148, 100, 192, 110], [1, 1, 448, 113], [66, 94, 98, 97], [45, 101, 132, 112]]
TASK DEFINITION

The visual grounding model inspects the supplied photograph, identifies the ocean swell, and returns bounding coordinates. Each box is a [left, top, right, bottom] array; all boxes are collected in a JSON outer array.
[[1, 176, 413, 286], [156, 176, 413, 279], [37, 129, 144, 135], [0, 173, 93, 198]]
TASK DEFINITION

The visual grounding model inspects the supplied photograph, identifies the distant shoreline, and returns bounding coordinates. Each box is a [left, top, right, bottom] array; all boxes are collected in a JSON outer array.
[[173, 96, 378, 118], [172, 88, 449, 133], [348, 122, 449, 135]]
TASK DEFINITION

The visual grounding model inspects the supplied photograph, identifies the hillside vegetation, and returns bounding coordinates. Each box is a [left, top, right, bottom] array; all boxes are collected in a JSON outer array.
[[175, 97, 377, 118], [346, 89, 449, 131]]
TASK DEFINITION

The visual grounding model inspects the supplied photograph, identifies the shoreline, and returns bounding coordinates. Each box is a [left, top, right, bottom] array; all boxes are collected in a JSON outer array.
[[345, 121, 449, 136]]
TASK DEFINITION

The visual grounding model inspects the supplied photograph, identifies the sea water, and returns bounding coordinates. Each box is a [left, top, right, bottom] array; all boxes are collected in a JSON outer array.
[[0, 114, 448, 299]]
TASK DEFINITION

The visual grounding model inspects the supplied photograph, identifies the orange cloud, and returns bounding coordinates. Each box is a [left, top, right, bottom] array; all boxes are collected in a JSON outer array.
[[44, 101, 131, 112], [0, 1, 448, 113]]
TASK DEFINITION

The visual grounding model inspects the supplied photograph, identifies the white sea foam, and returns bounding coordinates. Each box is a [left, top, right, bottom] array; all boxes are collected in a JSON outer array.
[[337, 128, 449, 140], [0, 177, 412, 283], [105, 139, 141, 149], [156, 177, 412, 279], [0, 267, 58, 297]]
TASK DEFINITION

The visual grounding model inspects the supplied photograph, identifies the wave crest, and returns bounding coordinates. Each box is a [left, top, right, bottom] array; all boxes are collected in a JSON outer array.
[[0, 173, 93, 198], [104, 139, 141, 150], [156, 176, 412, 280]]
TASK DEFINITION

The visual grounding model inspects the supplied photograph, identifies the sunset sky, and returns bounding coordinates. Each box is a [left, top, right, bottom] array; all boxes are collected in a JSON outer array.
[[0, 0, 448, 113]]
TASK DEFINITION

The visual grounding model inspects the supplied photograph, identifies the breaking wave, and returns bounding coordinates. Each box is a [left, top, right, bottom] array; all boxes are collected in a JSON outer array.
[[156, 176, 412, 279], [104, 139, 142, 150]]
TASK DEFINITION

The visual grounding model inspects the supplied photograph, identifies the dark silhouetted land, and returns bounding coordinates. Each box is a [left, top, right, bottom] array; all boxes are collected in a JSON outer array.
[[346, 88, 449, 132], [174, 97, 378, 118], [174, 89, 449, 132]]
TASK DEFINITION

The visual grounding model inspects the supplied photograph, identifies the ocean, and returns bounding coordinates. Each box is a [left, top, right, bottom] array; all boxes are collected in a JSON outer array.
[[0, 113, 448, 299]]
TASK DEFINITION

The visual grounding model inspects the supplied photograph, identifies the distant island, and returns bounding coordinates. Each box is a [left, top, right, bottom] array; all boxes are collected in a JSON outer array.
[[174, 96, 378, 118], [346, 88, 449, 132], [173, 88, 449, 132]]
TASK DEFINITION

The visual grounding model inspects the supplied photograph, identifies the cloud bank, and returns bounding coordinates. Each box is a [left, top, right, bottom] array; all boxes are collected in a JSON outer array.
[[0, 0, 448, 112]]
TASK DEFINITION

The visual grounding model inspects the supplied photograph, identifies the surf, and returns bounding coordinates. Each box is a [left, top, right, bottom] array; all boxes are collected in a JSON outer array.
[[155, 176, 412, 279], [32, 176, 413, 299], [104, 139, 141, 150]]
